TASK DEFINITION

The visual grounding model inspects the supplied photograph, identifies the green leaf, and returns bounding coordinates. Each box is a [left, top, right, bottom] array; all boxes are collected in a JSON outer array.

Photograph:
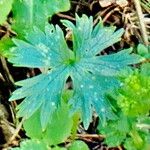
[[71, 112, 80, 139], [0, 0, 13, 25], [117, 69, 150, 116], [69, 141, 89, 150], [124, 138, 138, 150], [11, 139, 48, 150], [61, 14, 124, 58], [99, 113, 131, 147], [137, 44, 150, 59], [141, 63, 150, 76], [52, 146, 67, 150], [12, 0, 70, 36], [9, 14, 143, 130], [62, 89, 73, 103], [0, 37, 14, 57], [124, 136, 150, 150], [23, 102, 73, 145]]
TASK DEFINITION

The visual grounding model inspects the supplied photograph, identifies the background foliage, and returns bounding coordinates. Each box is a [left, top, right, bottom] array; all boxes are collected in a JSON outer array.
[[0, 0, 149, 150]]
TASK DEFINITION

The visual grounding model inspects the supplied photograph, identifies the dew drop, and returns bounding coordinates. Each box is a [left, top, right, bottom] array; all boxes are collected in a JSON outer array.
[[101, 108, 105, 112], [104, 78, 108, 82], [92, 76, 96, 80], [78, 27, 81, 31], [47, 57, 51, 60], [51, 102, 55, 106], [120, 83, 124, 87], [57, 36, 60, 40], [80, 85, 84, 88], [46, 88, 49, 91], [94, 92, 97, 96], [89, 85, 94, 89], [37, 43, 49, 53], [95, 98, 98, 101], [41, 52, 46, 57]]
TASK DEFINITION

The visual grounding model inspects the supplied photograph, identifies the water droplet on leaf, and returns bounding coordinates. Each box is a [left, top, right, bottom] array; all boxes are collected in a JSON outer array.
[[80, 85, 84, 88]]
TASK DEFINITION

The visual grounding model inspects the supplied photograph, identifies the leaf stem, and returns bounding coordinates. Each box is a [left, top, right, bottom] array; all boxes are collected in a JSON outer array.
[[76, 133, 105, 139]]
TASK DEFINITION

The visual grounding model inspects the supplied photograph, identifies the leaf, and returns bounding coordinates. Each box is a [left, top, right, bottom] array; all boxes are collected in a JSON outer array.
[[11, 139, 48, 150], [99, 113, 131, 147], [12, 0, 70, 36], [62, 14, 125, 58], [137, 44, 150, 59], [104, 64, 150, 149], [0, 0, 13, 25], [124, 135, 150, 150], [141, 63, 150, 76], [124, 138, 138, 150], [23, 102, 73, 145], [52, 146, 67, 150], [69, 141, 89, 150], [71, 112, 80, 139], [0, 37, 14, 57], [117, 69, 150, 116], [9, 14, 143, 130], [62, 15, 143, 128]]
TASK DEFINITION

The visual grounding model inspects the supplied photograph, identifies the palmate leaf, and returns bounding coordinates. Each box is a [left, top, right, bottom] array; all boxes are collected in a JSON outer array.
[[12, 0, 70, 37], [9, 14, 143, 130]]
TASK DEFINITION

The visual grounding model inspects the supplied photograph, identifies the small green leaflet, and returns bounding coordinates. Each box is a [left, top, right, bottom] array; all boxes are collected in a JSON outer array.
[[11, 139, 47, 150], [11, 139, 68, 150], [9, 14, 143, 130], [12, 0, 70, 36], [116, 63, 150, 117], [101, 64, 150, 149], [137, 44, 150, 59], [99, 113, 131, 147], [69, 141, 89, 150], [0, 0, 13, 25]]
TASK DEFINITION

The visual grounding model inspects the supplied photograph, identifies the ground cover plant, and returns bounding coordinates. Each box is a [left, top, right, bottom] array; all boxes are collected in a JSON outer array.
[[0, 0, 150, 150]]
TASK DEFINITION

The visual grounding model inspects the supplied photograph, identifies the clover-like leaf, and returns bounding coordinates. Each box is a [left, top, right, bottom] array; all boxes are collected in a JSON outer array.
[[11, 139, 48, 150], [23, 102, 73, 145], [69, 141, 89, 150], [12, 0, 70, 36], [9, 14, 143, 130], [0, 0, 13, 25]]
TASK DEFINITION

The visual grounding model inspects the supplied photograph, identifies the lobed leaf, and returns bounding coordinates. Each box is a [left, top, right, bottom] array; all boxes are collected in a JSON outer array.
[[9, 14, 143, 130]]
